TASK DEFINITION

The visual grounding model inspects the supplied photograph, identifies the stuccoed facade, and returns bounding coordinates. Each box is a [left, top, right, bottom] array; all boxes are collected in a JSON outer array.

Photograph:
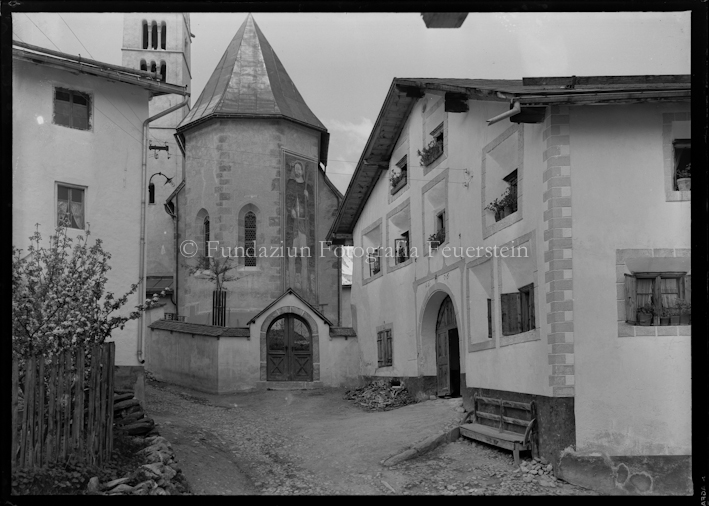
[[328, 76, 691, 493], [12, 42, 188, 390]]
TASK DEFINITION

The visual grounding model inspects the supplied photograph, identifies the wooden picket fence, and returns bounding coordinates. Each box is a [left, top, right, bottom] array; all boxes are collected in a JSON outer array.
[[10, 343, 115, 469]]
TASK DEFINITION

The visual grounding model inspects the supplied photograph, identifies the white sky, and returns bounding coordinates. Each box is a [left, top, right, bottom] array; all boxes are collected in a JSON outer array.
[[13, 12, 691, 193]]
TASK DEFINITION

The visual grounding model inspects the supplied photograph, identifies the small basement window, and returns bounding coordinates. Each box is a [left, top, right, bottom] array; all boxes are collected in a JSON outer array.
[[54, 88, 91, 130]]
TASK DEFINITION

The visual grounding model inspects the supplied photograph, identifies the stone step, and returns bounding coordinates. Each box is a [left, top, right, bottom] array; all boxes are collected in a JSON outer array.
[[256, 381, 324, 391]]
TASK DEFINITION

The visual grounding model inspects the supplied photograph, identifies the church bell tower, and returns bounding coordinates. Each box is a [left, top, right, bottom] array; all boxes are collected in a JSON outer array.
[[121, 13, 193, 294]]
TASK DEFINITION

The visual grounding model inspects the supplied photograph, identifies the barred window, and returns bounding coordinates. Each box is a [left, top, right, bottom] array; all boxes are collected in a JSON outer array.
[[245, 212, 256, 266]]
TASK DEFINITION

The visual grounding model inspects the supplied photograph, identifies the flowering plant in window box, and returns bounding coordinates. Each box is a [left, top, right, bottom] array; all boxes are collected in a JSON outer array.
[[675, 299, 691, 324], [485, 186, 518, 222], [417, 139, 444, 167], [427, 228, 446, 250], [636, 304, 654, 326], [390, 170, 407, 195], [676, 162, 691, 191], [659, 308, 672, 326]]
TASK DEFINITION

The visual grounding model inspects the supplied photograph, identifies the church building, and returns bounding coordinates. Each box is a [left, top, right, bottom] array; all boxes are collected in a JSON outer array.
[[146, 14, 358, 392]]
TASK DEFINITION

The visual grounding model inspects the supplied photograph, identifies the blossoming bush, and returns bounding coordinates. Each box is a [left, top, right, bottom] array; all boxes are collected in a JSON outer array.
[[12, 224, 167, 362]]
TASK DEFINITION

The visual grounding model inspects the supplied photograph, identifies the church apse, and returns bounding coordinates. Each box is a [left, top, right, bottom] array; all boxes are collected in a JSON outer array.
[[283, 153, 318, 304]]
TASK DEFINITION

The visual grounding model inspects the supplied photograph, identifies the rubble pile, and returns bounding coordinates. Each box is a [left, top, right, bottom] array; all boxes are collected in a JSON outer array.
[[113, 389, 156, 436], [516, 457, 558, 488], [344, 380, 418, 411], [87, 436, 189, 495]]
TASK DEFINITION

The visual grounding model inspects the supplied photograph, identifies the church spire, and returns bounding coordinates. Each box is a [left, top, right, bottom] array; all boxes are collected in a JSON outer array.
[[178, 14, 326, 133]]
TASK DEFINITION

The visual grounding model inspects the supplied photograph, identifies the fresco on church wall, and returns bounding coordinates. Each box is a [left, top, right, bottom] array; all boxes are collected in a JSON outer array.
[[283, 153, 317, 303]]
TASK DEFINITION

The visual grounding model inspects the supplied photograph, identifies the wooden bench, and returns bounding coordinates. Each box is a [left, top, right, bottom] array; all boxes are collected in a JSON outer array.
[[459, 393, 537, 466]]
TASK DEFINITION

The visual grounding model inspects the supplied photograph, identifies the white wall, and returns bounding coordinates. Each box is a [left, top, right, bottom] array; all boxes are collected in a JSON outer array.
[[351, 94, 551, 395], [13, 59, 150, 367], [571, 102, 691, 455]]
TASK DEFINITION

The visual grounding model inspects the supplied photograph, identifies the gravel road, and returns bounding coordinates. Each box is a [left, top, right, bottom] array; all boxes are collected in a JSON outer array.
[[144, 380, 598, 496]]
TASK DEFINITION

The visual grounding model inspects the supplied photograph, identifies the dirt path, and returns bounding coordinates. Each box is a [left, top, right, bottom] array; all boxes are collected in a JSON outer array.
[[144, 380, 598, 496]]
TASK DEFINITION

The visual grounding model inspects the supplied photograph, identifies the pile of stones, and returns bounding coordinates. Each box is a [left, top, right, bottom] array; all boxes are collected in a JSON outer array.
[[87, 436, 189, 495], [113, 389, 156, 436], [517, 457, 558, 488]]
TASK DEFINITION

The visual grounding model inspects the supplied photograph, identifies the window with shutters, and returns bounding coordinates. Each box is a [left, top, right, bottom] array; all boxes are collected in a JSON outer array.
[[245, 211, 256, 267], [377, 328, 393, 367], [624, 273, 691, 326], [57, 184, 85, 229], [53, 87, 91, 131], [501, 283, 535, 336]]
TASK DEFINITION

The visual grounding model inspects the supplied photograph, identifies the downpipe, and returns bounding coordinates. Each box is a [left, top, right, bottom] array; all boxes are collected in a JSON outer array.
[[486, 101, 521, 125], [138, 95, 189, 364]]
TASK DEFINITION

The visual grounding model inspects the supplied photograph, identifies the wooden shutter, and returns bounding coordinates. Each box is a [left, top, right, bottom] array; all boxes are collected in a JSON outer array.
[[487, 299, 492, 339], [683, 274, 691, 302], [624, 274, 637, 323], [385, 330, 393, 366], [501, 294, 510, 335], [529, 284, 535, 330], [377, 331, 383, 367], [501, 293, 521, 336]]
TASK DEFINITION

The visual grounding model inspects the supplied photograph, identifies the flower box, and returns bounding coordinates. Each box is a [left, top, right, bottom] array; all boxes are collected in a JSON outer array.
[[418, 140, 444, 167]]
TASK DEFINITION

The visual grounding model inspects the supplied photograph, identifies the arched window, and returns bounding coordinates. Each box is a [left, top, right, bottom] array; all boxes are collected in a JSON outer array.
[[160, 62, 167, 82], [142, 21, 148, 49], [245, 211, 256, 266], [140, 59, 147, 72], [150, 61, 157, 74], [148, 183, 155, 204], [203, 216, 210, 255], [151, 22, 158, 50], [160, 22, 166, 49]]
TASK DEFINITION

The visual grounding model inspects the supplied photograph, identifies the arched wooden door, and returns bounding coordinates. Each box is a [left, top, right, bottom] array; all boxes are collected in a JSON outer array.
[[436, 295, 459, 397], [266, 314, 313, 381]]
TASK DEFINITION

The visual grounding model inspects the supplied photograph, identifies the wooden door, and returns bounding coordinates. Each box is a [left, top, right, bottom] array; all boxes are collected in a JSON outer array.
[[436, 329, 450, 396], [436, 295, 457, 396], [267, 314, 313, 381], [290, 317, 313, 381]]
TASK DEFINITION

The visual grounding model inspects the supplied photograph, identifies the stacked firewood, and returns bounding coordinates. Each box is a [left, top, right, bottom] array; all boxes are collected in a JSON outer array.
[[343, 379, 417, 411], [113, 389, 156, 436]]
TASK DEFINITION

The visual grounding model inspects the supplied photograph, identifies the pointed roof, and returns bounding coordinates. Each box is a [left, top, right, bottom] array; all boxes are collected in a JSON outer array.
[[178, 14, 327, 136], [246, 288, 333, 326]]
